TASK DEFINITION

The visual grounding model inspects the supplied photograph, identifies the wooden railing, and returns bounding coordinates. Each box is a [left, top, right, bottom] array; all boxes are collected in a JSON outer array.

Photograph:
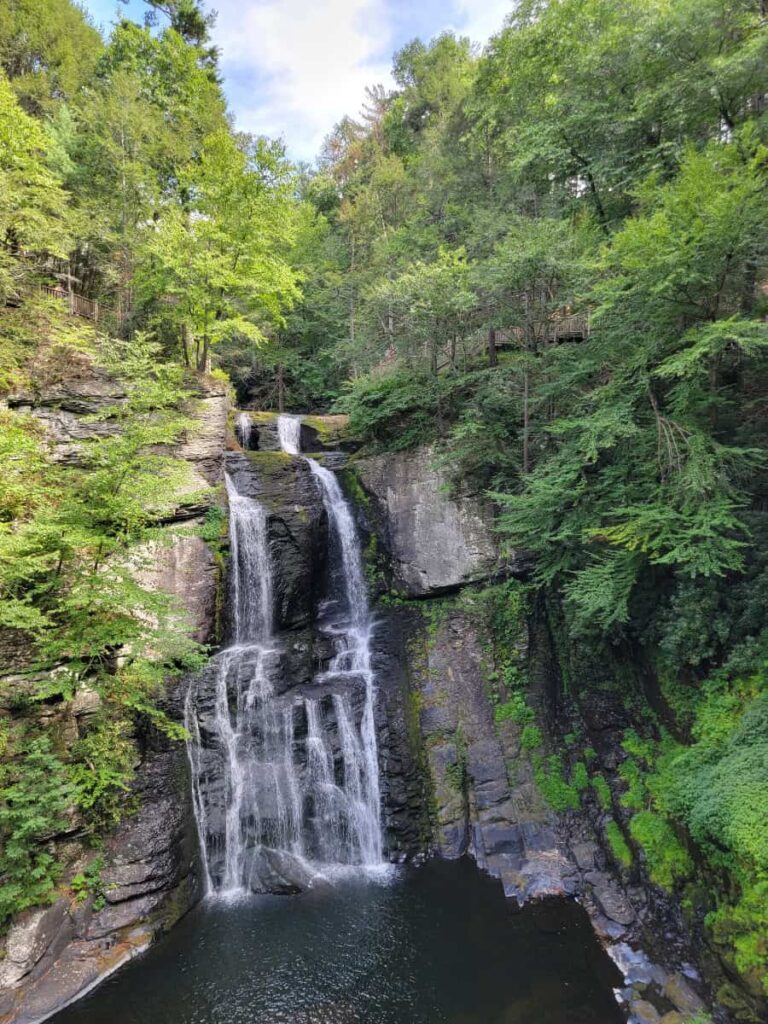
[[40, 284, 99, 322], [430, 309, 590, 373], [495, 310, 590, 347]]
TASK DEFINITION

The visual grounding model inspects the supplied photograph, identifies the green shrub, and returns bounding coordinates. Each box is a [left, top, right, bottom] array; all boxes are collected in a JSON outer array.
[[706, 878, 768, 990], [629, 810, 693, 889], [605, 820, 633, 868], [534, 754, 581, 813], [69, 716, 137, 832], [199, 504, 226, 544], [619, 756, 647, 811], [520, 724, 543, 750], [571, 761, 589, 791], [71, 856, 109, 911], [494, 694, 534, 725], [0, 737, 74, 923], [334, 370, 453, 451], [591, 773, 612, 810]]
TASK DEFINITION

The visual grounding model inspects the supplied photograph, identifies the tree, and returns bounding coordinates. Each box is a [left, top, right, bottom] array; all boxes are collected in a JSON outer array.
[[138, 132, 300, 370], [0, 73, 70, 301], [364, 248, 477, 376], [0, 0, 102, 114]]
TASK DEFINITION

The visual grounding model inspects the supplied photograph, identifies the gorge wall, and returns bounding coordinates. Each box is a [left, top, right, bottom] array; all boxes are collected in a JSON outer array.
[[0, 372, 228, 1024], [349, 443, 718, 1024], [0, 406, 737, 1024]]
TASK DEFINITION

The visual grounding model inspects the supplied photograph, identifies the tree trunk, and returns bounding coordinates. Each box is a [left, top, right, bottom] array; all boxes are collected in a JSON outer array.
[[522, 366, 530, 475], [277, 365, 285, 412], [181, 323, 192, 368], [741, 260, 757, 315], [197, 336, 210, 373], [488, 327, 498, 368]]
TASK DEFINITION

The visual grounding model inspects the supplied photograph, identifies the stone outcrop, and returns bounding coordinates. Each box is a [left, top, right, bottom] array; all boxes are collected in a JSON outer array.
[[356, 447, 504, 596], [413, 608, 573, 900], [343, 441, 714, 1024], [236, 411, 352, 455], [226, 451, 327, 631], [0, 372, 228, 1024]]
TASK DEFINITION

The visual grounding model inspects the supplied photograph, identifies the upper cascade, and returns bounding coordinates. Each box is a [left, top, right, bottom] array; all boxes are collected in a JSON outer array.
[[184, 411, 384, 898], [235, 411, 253, 451], [276, 414, 301, 455]]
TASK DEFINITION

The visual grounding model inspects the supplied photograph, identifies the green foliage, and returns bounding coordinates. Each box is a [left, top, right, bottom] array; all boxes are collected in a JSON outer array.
[[0, 0, 102, 113], [591, 774, 612, 810], [520, 724, 543, 751], [70, 855, 109, 911], [0, 331, 203, 924], [605, 820, 633, 869], [69, 717, 136, 832], [137, 130, 300, 371], [0, 736, 73, 921], [707, 879, 768, 989], [199, 505, 226, 545], [628, 810, 693, 889], [533, 754, 581, 813], [445, 731, 469, 794], [0, 71, 71, 300], [335, 370, 453, 451], [571, 761, 589, 792]]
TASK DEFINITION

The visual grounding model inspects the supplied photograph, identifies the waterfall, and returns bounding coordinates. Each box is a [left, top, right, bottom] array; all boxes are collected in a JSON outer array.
[[302, 450, 382, 865], [277, 413, 301, 455], [185, 414, 384, 898], [235, 412, 252, 450], [278, 413, 382, 866]]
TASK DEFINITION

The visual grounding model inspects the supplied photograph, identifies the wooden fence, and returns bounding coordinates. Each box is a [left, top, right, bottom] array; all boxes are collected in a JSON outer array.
[[39, 284, 99, 322], [495, 310, 590, 347]]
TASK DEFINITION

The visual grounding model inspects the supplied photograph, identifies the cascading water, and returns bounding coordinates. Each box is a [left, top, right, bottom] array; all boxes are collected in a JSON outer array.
[[235, 411, 252, 450], [185, 414, 384, 898], [299, 434, 382, 865], [276, 413, 382, 866], [276, 413, 301, 455]]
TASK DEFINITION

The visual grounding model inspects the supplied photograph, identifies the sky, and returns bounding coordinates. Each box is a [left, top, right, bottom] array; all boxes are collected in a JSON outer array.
[[80, 0, 514, 161]]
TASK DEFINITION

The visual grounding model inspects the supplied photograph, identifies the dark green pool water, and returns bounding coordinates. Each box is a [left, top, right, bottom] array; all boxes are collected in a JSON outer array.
[[51, 859, 623, 1024]]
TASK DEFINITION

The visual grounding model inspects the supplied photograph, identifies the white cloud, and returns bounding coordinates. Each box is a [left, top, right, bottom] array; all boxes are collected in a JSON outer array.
[[213, 0, 395, 160], [82, 0, 516, 161], [452, 0, 515, 46]]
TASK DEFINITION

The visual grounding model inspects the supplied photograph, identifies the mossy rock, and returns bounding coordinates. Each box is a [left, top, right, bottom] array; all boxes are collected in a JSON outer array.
[[247, 410, 280, 424], [301, 414, 349, 446], [244, 449, 293, 473]]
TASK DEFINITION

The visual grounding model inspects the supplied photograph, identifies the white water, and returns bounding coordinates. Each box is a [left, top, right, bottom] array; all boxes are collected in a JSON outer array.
[[279, 413, 382, 866], [276, 413, 301, 454], [301, 447, 382, 865], [235, 412, 252, 450], [185, 414, 384, 897]]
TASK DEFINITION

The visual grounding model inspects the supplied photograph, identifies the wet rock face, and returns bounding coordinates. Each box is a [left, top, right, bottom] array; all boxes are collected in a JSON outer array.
[[225, 451, 327, 631], [0, 718, 201, 1024], [408, 608, 573, 900], [370, 607, 435, 858], [356, 447, 502, 596], [0, 379, 228, 1024], [188, 450, 428, 881]]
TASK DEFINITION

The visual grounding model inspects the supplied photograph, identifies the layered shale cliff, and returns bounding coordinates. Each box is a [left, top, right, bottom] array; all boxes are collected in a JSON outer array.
[[0, 370, 228, 1024], [0, 406, 733, 1024]]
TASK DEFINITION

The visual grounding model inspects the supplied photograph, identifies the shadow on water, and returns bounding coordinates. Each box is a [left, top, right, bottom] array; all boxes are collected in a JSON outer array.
[[50, 858, 623, 1024]]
